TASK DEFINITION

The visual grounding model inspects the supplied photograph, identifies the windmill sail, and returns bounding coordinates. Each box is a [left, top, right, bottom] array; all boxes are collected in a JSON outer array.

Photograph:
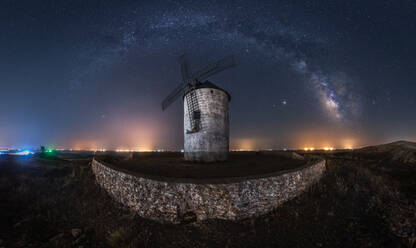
[[161, 82, 188, 111], [185, 90, 201, 133], [192, 55, 236, 82], [180, 53, 191, 84]]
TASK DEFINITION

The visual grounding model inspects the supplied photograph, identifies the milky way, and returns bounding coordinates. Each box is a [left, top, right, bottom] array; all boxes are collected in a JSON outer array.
[[73, 1, 359, 123]]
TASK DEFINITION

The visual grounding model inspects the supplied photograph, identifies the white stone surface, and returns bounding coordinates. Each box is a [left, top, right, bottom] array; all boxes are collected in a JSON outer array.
[[184, 87, 229, 162]]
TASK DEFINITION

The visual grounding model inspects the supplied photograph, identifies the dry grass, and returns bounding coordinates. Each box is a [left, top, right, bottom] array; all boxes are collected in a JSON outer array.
[[107, 226, 153, 248]]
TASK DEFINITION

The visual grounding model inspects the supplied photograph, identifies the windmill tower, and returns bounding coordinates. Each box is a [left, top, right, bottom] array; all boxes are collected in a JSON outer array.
[[162, 54, 236, 162]]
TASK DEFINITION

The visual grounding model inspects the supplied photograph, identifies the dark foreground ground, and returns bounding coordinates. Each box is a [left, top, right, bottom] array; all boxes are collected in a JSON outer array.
[[0, 142, 415, 248]]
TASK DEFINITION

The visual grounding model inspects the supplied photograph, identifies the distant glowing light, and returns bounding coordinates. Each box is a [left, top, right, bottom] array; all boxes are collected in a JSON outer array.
[[323, 147, 334, 151], [231, 148, 254, 152], [342, 139, 355, 150], [116, 149, 130, 152], [235, 138, 255, 151], [14, 150, 33, 156], [90, 148, 106, 152], [303, 147, 315, 151], [116, 148, 154, 152]]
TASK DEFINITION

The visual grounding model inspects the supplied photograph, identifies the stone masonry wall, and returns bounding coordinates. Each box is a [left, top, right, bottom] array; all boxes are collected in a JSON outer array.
[[91, 159, 326, 223]]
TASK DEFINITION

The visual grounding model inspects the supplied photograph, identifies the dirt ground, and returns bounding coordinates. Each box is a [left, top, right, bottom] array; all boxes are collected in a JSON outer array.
[[0, 148, 415, 248], [97, 151, 307, 180]]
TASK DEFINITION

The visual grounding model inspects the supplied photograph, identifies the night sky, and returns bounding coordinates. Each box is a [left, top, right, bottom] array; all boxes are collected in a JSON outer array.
[[1, 0, 415, 150]]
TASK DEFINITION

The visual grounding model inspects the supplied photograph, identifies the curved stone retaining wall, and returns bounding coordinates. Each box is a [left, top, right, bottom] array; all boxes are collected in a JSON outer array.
[[91, 158, 325, 223]]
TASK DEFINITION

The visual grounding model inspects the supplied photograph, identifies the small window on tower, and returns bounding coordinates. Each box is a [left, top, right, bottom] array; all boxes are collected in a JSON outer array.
[[193, 110, 201, 120], [210, 90, 214, 94]]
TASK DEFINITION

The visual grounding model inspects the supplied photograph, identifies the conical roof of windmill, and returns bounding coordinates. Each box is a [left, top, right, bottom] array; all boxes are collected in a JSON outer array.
[[182, 81, 231, 101]]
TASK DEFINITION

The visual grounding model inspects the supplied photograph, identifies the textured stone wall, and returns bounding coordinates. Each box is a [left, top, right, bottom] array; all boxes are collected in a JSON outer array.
[[184, 87, 229, 162], [92, 159, 325, 223]]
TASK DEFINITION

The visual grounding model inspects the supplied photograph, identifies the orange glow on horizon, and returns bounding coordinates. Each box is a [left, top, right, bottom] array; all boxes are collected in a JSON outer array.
[[232, 138, 256, 151], [65, 118, 162, 152]]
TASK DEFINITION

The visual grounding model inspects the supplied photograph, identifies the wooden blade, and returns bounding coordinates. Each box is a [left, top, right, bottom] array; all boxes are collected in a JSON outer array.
[[161, 82, 188, 111], [180, 53, 191, 84], [192, 55, 236, 82]]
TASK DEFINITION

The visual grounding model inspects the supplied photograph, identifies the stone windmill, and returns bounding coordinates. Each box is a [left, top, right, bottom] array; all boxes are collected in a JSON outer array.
[[161, 54, 236, 162]]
